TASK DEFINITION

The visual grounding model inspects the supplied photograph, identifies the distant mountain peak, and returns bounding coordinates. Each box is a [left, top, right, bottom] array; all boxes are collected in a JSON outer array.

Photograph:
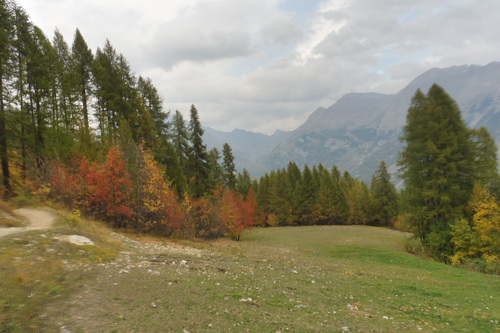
[[206, 62, 500, 181]]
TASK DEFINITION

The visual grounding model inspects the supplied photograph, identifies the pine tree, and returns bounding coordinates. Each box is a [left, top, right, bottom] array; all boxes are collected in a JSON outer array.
[[222, 142, 236, 189], [187, 104, 209, 198], [172, 110, 189, 167]]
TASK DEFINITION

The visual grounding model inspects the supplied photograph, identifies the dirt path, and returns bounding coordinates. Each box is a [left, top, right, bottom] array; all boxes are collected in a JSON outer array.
[[0, 208, 56, 238]]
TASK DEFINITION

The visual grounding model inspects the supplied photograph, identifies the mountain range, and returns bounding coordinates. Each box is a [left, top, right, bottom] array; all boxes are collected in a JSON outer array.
[[204, 62, 500, 182]]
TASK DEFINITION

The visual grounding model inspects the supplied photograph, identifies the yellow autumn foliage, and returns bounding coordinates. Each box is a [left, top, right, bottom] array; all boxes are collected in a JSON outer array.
[[451, 184, 500, 269]]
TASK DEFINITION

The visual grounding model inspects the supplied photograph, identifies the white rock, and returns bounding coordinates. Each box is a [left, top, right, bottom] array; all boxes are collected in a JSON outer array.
[[347, 304, 358, 311], [54, 235, 94, 246]]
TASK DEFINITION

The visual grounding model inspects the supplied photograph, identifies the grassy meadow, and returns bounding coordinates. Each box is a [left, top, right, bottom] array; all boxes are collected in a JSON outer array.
[[1, 211, 499, 332]]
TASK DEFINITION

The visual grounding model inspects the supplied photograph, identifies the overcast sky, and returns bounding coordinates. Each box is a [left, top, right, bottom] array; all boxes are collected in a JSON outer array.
[[19, 0, 500, 134]]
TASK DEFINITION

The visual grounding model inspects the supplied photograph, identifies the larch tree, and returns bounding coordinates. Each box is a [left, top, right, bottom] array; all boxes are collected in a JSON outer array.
[[469, 127, 500, 193], [371, 161, 398, 227], [71, 28, 93, 144], [399, 84, 474, 254]]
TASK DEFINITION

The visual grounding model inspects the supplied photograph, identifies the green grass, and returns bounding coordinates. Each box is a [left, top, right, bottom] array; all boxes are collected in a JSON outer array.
[[0, 210, 122, 332], [0, 201, 24, 228], [50, 225, 499, 333], [1, 208, 499, 332]]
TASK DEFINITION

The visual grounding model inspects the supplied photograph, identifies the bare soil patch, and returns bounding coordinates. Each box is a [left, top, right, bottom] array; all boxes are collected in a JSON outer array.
[[0, 208, 56, 238]]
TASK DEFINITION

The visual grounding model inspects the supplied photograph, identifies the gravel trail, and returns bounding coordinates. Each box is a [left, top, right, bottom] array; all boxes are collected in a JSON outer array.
[[0, 208, 56, 238]]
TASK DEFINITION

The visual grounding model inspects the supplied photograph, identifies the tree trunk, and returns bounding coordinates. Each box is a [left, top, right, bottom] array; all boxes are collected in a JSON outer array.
[[0, 75, 12, 198]]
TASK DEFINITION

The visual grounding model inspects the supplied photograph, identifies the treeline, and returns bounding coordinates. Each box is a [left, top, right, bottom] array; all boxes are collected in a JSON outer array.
[[1, 1, 499, 268], [253, 161, 398, 228], [0, 1, 256, 239]]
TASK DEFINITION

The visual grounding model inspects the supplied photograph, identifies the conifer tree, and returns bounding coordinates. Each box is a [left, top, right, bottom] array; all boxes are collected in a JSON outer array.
[[331, 166, 349, 223], [371, 161, 398, 227], [469, 127, 499, 192], [172, 110, 189, 167], [399, 84, 474, 251], [207, 147, 223, 189], [222, 142, 236, 189], [268, 169, 294, 225], [0, 0, 13, 197], [236, 169, 252, 195], [71, 29, 93, 141], [296, 165, 317, 225], [187, 104, 210, 198]]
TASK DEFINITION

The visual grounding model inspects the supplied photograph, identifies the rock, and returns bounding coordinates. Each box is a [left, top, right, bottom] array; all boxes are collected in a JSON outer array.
[[54, 235, 94, 246], [347, 304, 358, 311], [341, 327, 351, 332], [151, 302, 157, 308]]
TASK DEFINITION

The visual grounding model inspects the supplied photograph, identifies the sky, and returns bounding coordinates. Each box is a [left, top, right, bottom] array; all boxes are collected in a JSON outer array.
[[18, 0, 500, 134]]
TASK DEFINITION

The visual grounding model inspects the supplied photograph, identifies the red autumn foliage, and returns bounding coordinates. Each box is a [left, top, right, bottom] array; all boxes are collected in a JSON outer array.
[[220, 187, 256, 241], [49, 147, 134, 227]]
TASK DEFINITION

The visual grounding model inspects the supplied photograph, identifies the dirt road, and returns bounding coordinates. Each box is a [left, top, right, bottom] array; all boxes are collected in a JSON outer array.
[[0, 208, 56, 238]]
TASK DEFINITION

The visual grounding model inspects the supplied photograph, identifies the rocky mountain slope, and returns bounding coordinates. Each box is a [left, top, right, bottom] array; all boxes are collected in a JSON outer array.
[[206, 62, 500, 181]]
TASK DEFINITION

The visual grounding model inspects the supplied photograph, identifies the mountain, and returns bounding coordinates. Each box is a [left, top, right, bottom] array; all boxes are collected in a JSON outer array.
[[203, 127, 290, 175], [207, 62, 500, 181]]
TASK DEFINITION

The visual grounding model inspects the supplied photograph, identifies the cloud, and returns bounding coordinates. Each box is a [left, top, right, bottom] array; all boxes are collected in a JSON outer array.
[[19, 0, 500, 134], [153, 28, 252, 69]]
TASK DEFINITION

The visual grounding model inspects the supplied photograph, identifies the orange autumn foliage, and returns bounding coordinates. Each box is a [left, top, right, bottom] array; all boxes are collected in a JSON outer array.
[[220, 187, 256, 241], [49, 146, 134, 227]]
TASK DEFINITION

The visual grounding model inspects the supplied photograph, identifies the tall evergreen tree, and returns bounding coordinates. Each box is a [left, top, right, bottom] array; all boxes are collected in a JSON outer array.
[[52, 30, 75, 131], [236, 169, 252, 195], [314, 168, 337, 224], [469, 127, 499, 191], [268, 169, 294, 225], [295, 165, 317, 225], [71, 28, 93, 142], [187, 104, 209, 198], [399, 84, 474, 251], [371, 161, 398, 227], [207, 147, 223, 189], [222, 142, 236, 189], [331, 166, 349, 224], [172, 110, 189, 168]]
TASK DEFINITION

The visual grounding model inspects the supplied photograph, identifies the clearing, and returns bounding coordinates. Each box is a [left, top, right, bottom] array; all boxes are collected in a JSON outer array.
[[1, 210, 499, 332]]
